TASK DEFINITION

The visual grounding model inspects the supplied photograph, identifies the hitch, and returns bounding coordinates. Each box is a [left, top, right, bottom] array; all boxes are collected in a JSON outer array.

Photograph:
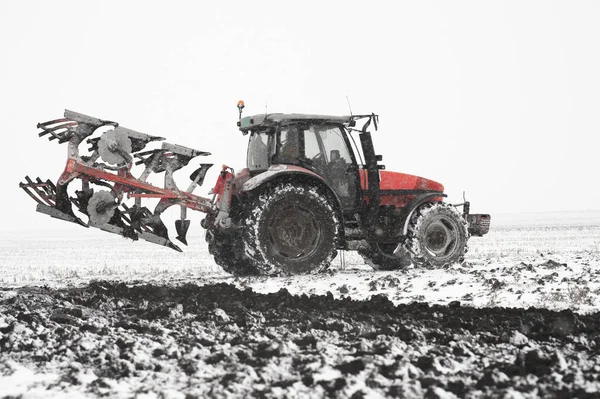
[[454, 192, 491, 237]]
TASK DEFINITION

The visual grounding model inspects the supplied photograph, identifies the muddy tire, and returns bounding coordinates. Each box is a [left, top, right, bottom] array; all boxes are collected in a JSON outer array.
[[243, 183, 338, 275], [405, 202, 468, 267], [206, 230, 258, 276], [359, 242, 412, 270]]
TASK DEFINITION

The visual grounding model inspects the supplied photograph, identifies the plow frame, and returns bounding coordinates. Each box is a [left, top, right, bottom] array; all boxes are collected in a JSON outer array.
[[21, 109, 233, 251]]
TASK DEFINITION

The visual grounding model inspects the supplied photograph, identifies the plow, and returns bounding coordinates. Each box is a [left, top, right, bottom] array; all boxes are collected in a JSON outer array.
[[20, 110, 222, 252], [21, 106, 490, 275]]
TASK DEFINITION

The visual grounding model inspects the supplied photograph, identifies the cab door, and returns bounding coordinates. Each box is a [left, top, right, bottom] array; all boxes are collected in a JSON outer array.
[[303, 125, 360, 211]]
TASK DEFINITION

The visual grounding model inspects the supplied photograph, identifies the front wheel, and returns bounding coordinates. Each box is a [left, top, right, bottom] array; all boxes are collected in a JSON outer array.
[[243, 183, 339, 275], [405, 202, 468, 267]]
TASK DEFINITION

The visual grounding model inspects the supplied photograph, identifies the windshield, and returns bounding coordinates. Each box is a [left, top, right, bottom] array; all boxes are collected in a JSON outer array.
[[247, 131, 269, 171]]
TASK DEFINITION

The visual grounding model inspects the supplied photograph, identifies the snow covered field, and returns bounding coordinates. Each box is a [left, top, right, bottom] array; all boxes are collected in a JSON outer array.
[[1, 211, 600, 398], [3, 211, 600, 313]]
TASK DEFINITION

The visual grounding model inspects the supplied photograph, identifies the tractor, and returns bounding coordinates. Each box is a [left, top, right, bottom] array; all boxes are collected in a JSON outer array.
[[20, 105, 490, 276]]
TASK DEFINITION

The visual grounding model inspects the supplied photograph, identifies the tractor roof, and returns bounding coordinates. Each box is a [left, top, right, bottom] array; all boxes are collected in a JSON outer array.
[[238, 113, 352, 133]]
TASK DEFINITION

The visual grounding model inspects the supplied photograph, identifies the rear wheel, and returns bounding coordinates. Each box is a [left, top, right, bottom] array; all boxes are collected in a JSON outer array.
[[359, 242, 412, 270], [243, 183, 338, 275], [405, 202, 468, 267], [206, 229, 258, 276]]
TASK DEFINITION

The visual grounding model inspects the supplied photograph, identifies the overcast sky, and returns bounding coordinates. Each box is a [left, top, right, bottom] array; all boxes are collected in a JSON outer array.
[[1, 1, 599, 234]]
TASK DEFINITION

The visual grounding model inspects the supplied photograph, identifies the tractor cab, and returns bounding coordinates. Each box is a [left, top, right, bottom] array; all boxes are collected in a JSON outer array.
[[240, 112, 363, 211]]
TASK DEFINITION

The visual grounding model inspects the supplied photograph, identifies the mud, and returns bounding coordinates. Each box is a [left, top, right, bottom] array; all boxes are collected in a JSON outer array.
[[1, 281, 599, 398]]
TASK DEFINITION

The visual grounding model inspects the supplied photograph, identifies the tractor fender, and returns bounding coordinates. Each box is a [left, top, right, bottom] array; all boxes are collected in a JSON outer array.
[[400, 192, 447, 236], [242, 164, 326, 192], [241, 164, 346, 243]]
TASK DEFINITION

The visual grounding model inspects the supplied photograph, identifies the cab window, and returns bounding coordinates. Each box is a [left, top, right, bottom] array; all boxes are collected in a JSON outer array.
[[274, 126, 303, 165], [247, 131, 269, 171], [304, 129, 321, 159], [318, 126, 351, 163]]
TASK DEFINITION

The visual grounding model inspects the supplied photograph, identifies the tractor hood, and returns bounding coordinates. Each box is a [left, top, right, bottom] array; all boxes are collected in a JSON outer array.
[[378, 170, 444, 193]]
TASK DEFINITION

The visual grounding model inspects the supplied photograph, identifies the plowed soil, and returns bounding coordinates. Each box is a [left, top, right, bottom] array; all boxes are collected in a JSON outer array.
[[2, 281, 599, 398]]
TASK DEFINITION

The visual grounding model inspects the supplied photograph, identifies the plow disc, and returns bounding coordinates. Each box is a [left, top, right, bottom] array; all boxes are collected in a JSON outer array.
[[20, 110, 220, 251]]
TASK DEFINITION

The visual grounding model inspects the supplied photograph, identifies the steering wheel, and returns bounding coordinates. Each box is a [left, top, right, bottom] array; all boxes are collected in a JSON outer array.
[[313, 152, 327, 166], [311, 152, 323, 162]]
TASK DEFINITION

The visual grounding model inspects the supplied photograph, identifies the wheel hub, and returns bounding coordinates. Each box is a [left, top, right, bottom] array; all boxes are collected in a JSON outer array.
[[268, 206, 320, 259], [423, 218, 457, 258]]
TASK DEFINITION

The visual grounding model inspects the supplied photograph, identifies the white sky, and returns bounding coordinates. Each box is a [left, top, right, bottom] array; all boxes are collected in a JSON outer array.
[[1, 1, 599, 234]]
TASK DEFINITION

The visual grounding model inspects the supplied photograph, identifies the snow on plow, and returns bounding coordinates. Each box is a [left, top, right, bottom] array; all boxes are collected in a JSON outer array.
[[19, 110, 223, 252]]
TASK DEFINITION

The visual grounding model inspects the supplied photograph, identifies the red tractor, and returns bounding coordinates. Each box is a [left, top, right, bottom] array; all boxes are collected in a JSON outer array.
[[20, 105, 490, 276]]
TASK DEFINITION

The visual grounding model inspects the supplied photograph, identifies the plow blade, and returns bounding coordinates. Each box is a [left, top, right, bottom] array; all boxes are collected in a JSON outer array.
[[95, 221, 182, 252], [88, 203, 183, 252], [20, 176, 87, 227], [36, 204, 88, 227], [175, 219, 191, 245], [113, 203, 183, 251]]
